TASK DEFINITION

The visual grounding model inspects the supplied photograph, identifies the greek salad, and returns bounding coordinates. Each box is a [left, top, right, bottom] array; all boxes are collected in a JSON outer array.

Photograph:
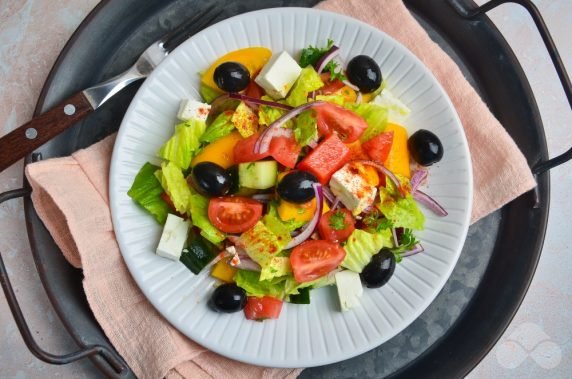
[[128, 40, 447, 321]]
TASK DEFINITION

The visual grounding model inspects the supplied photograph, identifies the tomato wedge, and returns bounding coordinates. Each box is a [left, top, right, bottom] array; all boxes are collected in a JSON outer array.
[[290, 240, 346, 283], [318, 209, 355, 243], [268, 135, 301, 168], [207, 197, 263, 234], [160, 192, 186, 219], [297, 134, 351, 184], [233, 133, 271, 163], [244, 296, 283, 321], [315, 103, 368, 143], [244, 77, 265, 99], [362, 131, 394, 163], [318, 72, 345, 94]]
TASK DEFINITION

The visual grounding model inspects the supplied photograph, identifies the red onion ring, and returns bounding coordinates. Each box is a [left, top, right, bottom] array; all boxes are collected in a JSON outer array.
[[410, 169, 428, 194], [401, 243, 424, 257], [413, 190, 448, 216], [342, 80, 360, 91], [251, 193, 274, 202], [356, 91, 363, 103], [391, 228, 399, 247], [285, 183, 323, 249], [228, 92, 293, 110], [353, 160, 406, 197], [315, 45, 340, 74]]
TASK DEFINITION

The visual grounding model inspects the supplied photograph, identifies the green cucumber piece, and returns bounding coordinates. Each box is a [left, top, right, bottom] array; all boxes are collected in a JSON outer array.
[[289, 287, 311, 304], [180, 234, 217, 274], [238, 161, 278, 189]]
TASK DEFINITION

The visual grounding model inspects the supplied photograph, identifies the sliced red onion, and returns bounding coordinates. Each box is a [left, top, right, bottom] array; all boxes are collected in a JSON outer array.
[[315, 45, 340, 74], [391, 228, 399, 247], [354, 160, 405, 197], [322, 185, 335, 203], [254, 101, 327, 154], [307, 139, 318, 149], [285, 183, 323, 249], [356, 91, 363, 103], [413, 190, 448, 216], [230, 257, 261, 271], [342, 80, 360, 92], [332, 197, 341, 210], [410, 169, 428, 194], [228, 92, 293, 110], [251, 193, 274, 202], [401, 244, 424, 258]]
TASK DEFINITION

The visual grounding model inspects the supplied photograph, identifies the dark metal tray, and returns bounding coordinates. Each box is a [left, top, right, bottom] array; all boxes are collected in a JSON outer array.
[[2, 0, 570, 377]]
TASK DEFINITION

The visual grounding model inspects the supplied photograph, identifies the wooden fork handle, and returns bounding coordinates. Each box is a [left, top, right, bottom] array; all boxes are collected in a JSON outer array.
[[0, 91, 94, 172]]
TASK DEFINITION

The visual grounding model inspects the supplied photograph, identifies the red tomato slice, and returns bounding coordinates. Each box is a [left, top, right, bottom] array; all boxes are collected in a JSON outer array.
[[318, 72, 345, 94], [233, 133, 271, 163], [244, 79, 264, 99], [314, 103, 368, 143], [290, 240, 346, 283], [297, 134, 351, 184], [160, 192, 187, 219], [207, 197, 263, 234], [318, 209, 355, 243], [362, 131, 394, 163], [345, 140, 370, 161], [244, 296, 283, 321], [269, 135, 301, 168]]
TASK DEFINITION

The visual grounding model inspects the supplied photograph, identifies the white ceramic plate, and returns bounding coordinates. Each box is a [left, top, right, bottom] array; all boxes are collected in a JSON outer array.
[[110, 8, 472, 368]]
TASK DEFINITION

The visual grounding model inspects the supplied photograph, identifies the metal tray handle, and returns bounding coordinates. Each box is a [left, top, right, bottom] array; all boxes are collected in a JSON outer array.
[[448, 0, 572, 174], [0, 188, 128, 376]]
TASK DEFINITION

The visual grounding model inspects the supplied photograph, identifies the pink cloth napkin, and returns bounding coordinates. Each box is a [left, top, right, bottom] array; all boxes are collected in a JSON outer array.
[[24, 0, 536, 378]]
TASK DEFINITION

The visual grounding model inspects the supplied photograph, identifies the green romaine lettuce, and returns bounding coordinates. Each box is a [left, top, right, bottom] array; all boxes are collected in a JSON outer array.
[[378, 194, 425, 231], [286, 66, 324, 107], [157, 119, 206, 170], [262, 208, 292, 250], [293, 110, 318, 147], [371, 88, 411, 124], [199, 111, 235, 144], [284, 272, 336, 295], [199, 84, 221, 104], [315, 94, 345, 106], [235, 270, 286, 299], [155, 161, 191, 215], [342, 229, 393, 273], [260, 257, 292, 281], [344, 102, 388, 142], [127, 162, 170, 224], [258, 96, 291, 127], [239, 221, 282, 267], [266, 202, 307, 232], [188, 186, 226, 245]]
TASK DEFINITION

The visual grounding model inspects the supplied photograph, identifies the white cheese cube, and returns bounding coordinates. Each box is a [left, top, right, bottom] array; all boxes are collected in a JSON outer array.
[[329, 163, 378, 215], [255, 51, 302, 99], [371, 89, 410, 125], [335, 270, 363, 311], [156, 214, 190, 261], [177, 99, 211, 122]]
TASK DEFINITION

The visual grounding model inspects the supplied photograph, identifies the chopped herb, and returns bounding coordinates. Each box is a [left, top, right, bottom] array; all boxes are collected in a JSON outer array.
[[246, 162, 256, 169], [362, 208, 393, 233], [328, 211, 348, 230], [299, 39, 346, 82]]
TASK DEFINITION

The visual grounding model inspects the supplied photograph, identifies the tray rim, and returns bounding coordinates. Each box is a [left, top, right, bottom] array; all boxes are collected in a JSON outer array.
[[21, 0, 549, 377]]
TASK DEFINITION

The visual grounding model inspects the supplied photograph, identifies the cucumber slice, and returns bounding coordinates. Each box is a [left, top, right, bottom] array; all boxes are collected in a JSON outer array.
[[238, 161, 278, 189]]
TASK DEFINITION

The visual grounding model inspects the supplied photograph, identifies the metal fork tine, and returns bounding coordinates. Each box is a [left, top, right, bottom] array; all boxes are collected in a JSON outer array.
[[161, 5, 224, 52]]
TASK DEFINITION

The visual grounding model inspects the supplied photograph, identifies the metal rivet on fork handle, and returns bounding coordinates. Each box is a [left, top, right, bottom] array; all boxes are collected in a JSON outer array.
[[25, 128, 38, 140], [63, 104, 76, 115]]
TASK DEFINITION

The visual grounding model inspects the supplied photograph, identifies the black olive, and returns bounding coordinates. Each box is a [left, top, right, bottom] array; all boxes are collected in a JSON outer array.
[[213, 62, 250, 92], [346, 55, 382, 93], [209, 283, 247, 313], [408, 129, 444, 166], [360, 248, 396, 288], [190, 162, 231, 196], [277, 171, 318, 204]]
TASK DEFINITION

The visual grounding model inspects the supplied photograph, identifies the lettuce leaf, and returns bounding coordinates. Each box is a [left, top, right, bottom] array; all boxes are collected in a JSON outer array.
[[371, 88, 411, 124], [231, 101, 259, 138], [127, 162, 171, 224], [344, 102, 388, 142], [239, 221, 282, 267], [188, 186, 226, 245], [284, 272, 336, 295], [155, 161, 191, 215], [263, 208, 292, 250], [378, 194, 425, 231], [199, 84, 221, 104], [342, 229, 393, 273], [286, 66, 324, 107], [158, 119, 206, 170], [266, 202, 306, 232], [258, 96, 291, 127], [235, 270, 286, 299], [260, 257, 292, 281], [315, 94, 345, 106], [293, 110, 318, 147], [199, 111, 235, 144]]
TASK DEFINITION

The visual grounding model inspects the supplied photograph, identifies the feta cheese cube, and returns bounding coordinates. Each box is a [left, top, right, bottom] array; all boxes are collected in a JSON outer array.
[[335, 270, 363, 311], [156, 214, 190, 261], [329, 163, 378, 215], [255, 51, 302, 99], [177, 99, 211, 122]]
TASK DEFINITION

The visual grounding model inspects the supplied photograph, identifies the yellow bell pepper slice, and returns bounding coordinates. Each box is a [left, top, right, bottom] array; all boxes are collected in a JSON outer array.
[[191, 131, 243, 169], [278, 198, 330, 223], [201, 47, 272, 91], [211, 259, 237, 283], [383, 123, 410, 178]]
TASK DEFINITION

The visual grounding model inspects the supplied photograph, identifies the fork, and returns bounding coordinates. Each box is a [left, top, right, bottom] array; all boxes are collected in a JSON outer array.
[[0, 5, 222, 173]]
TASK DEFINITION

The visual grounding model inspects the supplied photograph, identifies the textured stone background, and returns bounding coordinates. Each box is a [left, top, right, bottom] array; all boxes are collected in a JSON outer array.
[[0, 0, 570, 377]]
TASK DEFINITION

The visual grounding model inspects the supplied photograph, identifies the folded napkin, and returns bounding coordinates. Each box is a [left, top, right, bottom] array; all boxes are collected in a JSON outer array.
[[25, 0, 536, 378]]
